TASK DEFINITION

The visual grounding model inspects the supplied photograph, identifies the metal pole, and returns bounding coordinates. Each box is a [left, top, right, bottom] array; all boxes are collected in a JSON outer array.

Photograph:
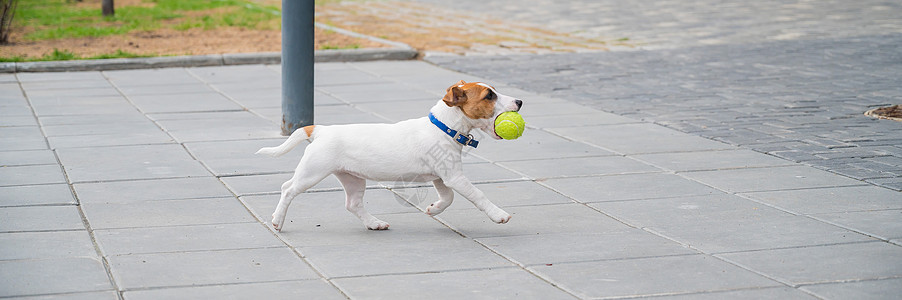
[[280, 0, 314, 136]]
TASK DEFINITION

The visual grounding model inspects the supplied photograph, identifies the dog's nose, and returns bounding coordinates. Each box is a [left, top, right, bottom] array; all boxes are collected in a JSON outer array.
[[515, 99, 523, 110]]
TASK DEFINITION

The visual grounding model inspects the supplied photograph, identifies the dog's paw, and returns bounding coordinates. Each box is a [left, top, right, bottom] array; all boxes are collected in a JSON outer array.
[[487, 208, 512, 224], [365, 220, 390, 230], [425, 202, 449, 216], [271, 214, 286, 232]]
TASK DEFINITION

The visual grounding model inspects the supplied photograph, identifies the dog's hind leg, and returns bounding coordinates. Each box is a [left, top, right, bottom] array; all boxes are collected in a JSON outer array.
[[425, 179, 454, 216], [335, 172, 389, 230], [272, 158, 331, 232]]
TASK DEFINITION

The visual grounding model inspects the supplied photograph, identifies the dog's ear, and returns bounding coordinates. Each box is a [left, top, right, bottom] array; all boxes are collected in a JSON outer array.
[[443, 83, 467, 107]]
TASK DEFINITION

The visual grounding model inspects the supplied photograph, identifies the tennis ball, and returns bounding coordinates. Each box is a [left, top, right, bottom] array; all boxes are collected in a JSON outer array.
[[494, 111, 526, 140]]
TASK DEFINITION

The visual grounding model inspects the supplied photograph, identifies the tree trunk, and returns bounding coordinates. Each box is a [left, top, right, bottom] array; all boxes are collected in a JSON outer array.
[[0, 0, 17, 44], [102, 0, 114, 17]]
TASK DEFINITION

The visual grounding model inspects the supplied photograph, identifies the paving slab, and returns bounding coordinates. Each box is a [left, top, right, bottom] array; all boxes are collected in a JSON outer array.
[[94, 222, 284, 255], [320, 82, 437, 103], [353, 98, 441, 121], [459, 162, 527, 183], [468, 128, 615, 162], [0, 103, 34, 117], [187, 65, 280, 84], [333, 268, 574, 299], [73, 176, 234, 204], [24, 87, 121, 99], [530, 254, 779, 299], [29, 96, 136, 117], [243, 189, 418, 217], [270, 211, 458, 248], [499, 155, 659, 179], [220, 173, 345, 195], [6, 53, 901, 298], [541, 172, 719, 203], [718, 242, 902, 286], [436, 203, 629, 238], [41, 119, 162, 137], [82, 197, 255, 229], [154, 112, 281, 143], [478, 230, 696, 265], [221, 89, 281, 108], [0, 125, 44, 140], [633, 149, 796, 172], [0, 257, 113, 297], [523, 112, 641, 129], [548, 123, 735, 155], [38, 112, 149, 126], [396, 180, 576, 212], [590, 194, 872, 253], [13, 291, 121, 300], [0, 230, 97, 260], [16, 71, 106, 82], [682, 165, 869, 193], [813, 209, 902, 241], [801, 277, 902, 300], [0, 149, 58, 166], [649, 287, 818, 300], [0, 137, 48, 151], [108, 247, 319, 290], [128, 92, 243, 113], [47, 131, 176, 149], [55, 143, 209, 183], [313, 69, 392, 87], [103, 68, 202, 87], [739, 185, 902, 214], [123, 280, 345, 300], [183, 138, 304, 176], [0, 115, 39, 126], [306, 110, 389, 125], [0, 184, 76, 207], [19, 80, 113, 91], [0, 206, 85, 233], [0, 164, 67, 187], [300, 237, 513, 278]]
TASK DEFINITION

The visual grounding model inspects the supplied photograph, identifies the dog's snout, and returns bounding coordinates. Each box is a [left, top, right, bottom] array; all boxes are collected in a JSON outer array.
[[515, 99, 523, 110]]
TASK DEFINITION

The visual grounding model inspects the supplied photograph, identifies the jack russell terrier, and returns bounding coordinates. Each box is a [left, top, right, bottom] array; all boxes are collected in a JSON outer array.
[[256, 80, 523, 231]]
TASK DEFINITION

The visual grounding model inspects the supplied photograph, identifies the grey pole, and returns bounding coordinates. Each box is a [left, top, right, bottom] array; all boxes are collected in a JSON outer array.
[[280, 0, 314, 136]]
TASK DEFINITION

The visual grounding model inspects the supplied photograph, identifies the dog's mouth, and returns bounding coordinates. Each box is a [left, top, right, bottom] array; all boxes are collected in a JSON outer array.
[[489, 114, 504, 140]]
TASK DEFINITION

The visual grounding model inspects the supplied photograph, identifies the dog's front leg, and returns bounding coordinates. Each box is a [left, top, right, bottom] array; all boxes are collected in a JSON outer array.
[[443, 175, 511, 224], [425, 179, 454, 216]]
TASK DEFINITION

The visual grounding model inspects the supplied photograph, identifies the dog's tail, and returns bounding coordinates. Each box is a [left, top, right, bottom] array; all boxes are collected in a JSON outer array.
[[255, 125, 317, 157]]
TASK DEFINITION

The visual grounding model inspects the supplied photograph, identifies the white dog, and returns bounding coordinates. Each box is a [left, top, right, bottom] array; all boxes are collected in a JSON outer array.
[[256, 81, 523, 231]]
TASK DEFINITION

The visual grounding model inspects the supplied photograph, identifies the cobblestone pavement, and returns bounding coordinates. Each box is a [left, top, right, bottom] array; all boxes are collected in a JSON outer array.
[[423, 0, 902, 191], [416, 0, 902, 50]]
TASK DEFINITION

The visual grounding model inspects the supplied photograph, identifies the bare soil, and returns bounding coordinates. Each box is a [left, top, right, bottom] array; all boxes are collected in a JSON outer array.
[[1, 0, 629, 60], [0, 26, 386, 60]]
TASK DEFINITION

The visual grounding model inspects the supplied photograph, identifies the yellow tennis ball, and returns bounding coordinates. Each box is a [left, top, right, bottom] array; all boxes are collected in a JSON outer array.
[[494, 111, 526, 140]]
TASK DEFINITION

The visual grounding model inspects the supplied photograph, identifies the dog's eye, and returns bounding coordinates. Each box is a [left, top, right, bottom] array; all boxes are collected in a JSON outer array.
[[485, 90, 497, 101]]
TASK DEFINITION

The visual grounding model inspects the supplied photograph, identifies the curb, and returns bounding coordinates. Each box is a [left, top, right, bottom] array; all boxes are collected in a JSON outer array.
[[1, 23, 418, 73]]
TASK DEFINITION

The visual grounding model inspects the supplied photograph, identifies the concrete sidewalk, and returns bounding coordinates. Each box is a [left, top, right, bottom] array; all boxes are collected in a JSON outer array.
[[1, 61, 900, 299]]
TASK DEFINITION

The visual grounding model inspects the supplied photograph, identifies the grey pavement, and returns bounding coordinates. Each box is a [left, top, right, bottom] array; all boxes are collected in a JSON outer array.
[[421, 0, 902, 192], [1, 60, 900, 299]]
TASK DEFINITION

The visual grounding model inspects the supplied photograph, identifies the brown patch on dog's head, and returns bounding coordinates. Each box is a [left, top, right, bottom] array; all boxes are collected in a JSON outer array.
[[442, 80, 498, 119]]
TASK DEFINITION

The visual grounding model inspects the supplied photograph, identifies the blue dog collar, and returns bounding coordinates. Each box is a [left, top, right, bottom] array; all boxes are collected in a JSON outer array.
[[428, 113, 479, 148]]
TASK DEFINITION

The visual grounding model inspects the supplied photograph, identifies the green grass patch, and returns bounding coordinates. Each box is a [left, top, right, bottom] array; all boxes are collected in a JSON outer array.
[[320, 44, 360, 50], [15, 0, 281, 41], [0, 49, 155, 62]]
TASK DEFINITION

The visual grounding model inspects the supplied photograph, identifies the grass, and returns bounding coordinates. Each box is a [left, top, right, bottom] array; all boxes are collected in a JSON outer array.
[[321, 44, 360, 50], [0, 49, 154, 62], [15, 0, 282, 41]]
